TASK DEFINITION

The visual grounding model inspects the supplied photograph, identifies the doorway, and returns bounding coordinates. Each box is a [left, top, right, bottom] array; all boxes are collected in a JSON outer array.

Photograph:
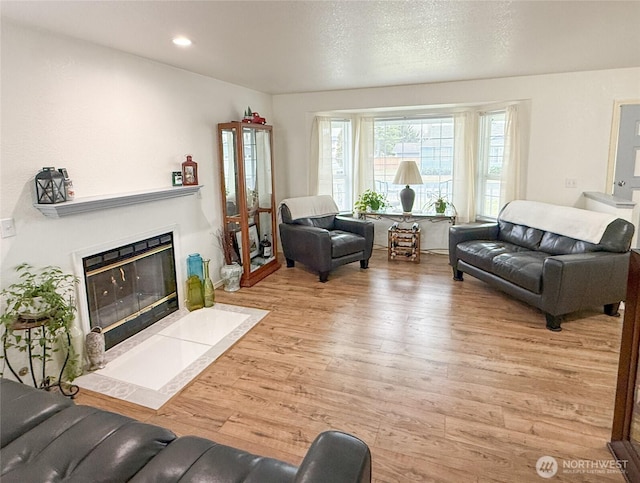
[[610, 102, 640, 199]]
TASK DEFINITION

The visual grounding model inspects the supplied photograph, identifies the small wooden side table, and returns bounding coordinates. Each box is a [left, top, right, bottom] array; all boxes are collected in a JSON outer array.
[[388, 225, 420, 263]]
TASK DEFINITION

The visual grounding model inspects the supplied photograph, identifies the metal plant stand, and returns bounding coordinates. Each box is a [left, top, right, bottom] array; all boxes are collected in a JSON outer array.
[[2, 317, 79, 398]]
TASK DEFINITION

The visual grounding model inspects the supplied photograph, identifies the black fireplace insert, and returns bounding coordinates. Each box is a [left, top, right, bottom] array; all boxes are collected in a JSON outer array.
[[82, 232, 178, 350]]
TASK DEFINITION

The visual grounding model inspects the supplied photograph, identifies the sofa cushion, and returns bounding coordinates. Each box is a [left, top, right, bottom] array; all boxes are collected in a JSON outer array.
[[491, 251, 549, 294], [130, 436, 297, 483], [330, 230, 366, 258], [539, 231, 596, 255], [1, 405, 175, 483], [456, 240, 529, 273], [497, 221, 544, 250], [294, 215, 336, 230]]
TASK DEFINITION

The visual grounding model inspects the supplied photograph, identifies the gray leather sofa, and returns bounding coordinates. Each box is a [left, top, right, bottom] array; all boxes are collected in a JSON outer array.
[[449, 200, 635, 331], [279, 196, 374, 282], [0, 378, 371, 482]]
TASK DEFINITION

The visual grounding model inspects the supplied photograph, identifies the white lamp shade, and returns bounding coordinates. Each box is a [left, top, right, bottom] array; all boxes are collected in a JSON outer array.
[[393, 161, 423, 185]]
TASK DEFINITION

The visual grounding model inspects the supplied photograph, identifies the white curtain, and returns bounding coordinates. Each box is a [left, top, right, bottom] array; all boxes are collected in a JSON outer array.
[[452, 112, 477, 223], [352, 116, 375, 196], [501, 105, 522, 203], [311, 115, 374, 209], [310, 116, 332, 196]]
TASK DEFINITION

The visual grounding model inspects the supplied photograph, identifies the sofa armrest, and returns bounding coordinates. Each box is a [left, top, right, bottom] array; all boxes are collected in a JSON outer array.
[[448, 223, 499, 268], [294, 431, 371, 483], [334, 216, 372, 238], [279, 223, 333, 272], [334, 217, 374, 260], [541, 251, 630, 316]]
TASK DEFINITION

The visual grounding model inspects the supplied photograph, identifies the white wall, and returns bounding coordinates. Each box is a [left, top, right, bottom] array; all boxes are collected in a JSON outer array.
[[272, 68, 640, 206], [0, 22, 272, 309], [2, 21, 640, 288]]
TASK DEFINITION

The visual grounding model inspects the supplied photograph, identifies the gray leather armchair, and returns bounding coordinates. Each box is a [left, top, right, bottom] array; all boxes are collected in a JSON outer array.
[[279, 196, 374, 282]]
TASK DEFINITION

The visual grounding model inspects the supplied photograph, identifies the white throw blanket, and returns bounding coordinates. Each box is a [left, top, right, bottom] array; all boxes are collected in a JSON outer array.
[[499, 200, 617, 244], [280, 195, 339, 220]]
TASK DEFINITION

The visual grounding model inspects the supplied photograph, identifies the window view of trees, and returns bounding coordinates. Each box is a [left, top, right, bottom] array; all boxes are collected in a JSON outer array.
[[325, 110, 507, 218], [374, 118, 454, 212]]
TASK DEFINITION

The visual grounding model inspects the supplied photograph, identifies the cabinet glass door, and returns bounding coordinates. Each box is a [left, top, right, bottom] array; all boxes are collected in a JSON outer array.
[[221, 128, 239, 218], [242, 127, 274, 273]]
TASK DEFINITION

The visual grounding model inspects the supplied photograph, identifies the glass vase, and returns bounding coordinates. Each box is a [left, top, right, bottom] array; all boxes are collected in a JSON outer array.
[[186, 275, 204, 311], [187, 253, 204, 281], [203, 259, 215, 307]]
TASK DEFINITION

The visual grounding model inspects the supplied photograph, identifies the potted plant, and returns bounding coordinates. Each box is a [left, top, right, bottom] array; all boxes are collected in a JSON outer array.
[[426, 193, 456, 215], [355, 189, 390, 213], [0, 263, 81, 385]]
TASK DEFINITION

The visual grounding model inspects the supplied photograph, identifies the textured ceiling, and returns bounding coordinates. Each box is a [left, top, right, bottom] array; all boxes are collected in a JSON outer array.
[[2, 1, 639, 95]]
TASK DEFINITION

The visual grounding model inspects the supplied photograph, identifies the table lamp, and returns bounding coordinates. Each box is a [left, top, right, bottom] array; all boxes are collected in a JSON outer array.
[[393, 160, 423, 213]]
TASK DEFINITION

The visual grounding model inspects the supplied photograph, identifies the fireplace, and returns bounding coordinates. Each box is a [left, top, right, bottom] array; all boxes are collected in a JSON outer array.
[[82, 232, 178, 350]]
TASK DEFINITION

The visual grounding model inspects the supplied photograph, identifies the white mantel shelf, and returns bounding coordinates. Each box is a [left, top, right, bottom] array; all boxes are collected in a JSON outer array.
[[34, 185, 203, 218]]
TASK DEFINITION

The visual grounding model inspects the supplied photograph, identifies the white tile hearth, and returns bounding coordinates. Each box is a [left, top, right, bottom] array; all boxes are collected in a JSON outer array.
[[74, 303, 268, 409]]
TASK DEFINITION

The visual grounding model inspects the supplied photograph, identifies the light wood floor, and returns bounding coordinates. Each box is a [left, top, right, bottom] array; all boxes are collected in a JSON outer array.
[[77, 249, 626, 482]]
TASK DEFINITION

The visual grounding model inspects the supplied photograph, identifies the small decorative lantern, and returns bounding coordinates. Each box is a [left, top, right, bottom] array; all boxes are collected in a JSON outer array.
[[35, 167, 67, 204], [181, 155, 198, 186]]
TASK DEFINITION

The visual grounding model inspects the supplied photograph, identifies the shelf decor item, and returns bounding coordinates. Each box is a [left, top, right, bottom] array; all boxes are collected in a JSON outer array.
[[35, 167, 67, 204], [182, 155, 198, 186], [57, 168, 75, 201]]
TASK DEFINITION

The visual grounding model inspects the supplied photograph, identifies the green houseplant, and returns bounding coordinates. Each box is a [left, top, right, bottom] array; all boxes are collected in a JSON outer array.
[[0, 263, 81, 385], [426, 193, 456, 215], [355, 189, 389, 213]]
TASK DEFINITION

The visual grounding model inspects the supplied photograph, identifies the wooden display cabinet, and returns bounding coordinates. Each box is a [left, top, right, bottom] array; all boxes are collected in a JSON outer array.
[[217, 122, 280, 287], [609, 249, 640, 481]]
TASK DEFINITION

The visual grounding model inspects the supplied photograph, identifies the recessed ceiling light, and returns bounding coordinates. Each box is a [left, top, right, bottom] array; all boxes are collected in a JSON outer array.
[[172, 37, 192, 47]]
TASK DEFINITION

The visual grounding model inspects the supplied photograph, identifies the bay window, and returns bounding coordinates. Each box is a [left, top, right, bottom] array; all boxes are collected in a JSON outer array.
[[315, 104, 521, 222]]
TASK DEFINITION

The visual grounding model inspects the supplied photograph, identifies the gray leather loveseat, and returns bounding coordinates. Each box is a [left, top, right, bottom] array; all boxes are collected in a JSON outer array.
[[449, 200, 634, 331], [0, 378, 371, 482]]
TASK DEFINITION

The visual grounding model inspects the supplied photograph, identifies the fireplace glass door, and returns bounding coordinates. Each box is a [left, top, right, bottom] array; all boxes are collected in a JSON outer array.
[[83, 233, 178, 349]]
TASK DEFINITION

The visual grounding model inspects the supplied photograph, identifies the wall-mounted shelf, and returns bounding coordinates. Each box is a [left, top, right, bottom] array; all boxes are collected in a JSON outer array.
[[34, 185, 202, 218]]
